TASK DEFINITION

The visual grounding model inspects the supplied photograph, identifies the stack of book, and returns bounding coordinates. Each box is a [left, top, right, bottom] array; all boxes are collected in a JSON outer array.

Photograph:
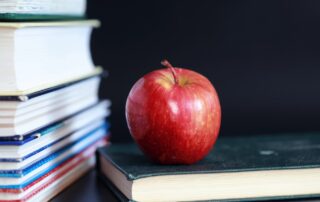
[[0, 0, 110, 201]]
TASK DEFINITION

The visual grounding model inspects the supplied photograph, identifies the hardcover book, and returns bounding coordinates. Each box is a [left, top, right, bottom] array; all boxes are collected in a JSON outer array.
[[97, 134, 320, 202], [0, 0, 87, 21], [0, 20, 100, 94]]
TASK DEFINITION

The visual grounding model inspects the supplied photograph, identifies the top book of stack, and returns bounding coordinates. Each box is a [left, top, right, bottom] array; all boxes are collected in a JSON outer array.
[[0, 0, 86, 21]]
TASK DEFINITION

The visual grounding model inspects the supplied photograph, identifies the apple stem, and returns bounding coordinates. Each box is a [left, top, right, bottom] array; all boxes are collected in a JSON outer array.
[[161, 59, 178, 84]]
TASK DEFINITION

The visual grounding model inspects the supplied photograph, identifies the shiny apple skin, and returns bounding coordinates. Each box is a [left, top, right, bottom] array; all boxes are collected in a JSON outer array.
[[126, 67, 221, 165]]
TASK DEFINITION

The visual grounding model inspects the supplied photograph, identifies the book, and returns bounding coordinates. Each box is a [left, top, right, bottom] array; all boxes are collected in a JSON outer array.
[[25, 156, 95, 202], [0, 125, 107, 185], [0, 100, 110, 146], [0, 97, 98, 137], [97, 134, 320, 202], [0, 20, 100, 94], [0, 74, 101, 106], [0, 79, 100, 123], [0, 121, 108, 171], [0, 117, 109, 166], [0, 0, 86, 21], [0, 68, 103, 101], [0, 143, 102, 201]]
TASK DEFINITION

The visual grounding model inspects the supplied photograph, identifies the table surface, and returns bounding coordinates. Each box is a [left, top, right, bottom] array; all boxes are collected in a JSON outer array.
[[51, 170, 320, 202], [51, 170, 118, 202]]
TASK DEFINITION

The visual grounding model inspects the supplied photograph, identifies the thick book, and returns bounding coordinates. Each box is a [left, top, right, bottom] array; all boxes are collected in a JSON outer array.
[[0, 20, 100, 94], [0, 0, 86, 21], [97, 134, 320, 202]]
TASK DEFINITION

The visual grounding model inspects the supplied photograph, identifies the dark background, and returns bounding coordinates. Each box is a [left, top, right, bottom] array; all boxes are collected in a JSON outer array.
[[87, 0, 320, 142]]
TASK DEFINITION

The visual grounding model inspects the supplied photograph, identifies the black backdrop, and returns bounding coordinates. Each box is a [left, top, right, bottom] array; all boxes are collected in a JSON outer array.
[[87, 0, 320, 142]]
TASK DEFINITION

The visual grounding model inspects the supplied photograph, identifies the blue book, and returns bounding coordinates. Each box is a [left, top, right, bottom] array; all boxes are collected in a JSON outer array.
[[0, 123, 108, 189]]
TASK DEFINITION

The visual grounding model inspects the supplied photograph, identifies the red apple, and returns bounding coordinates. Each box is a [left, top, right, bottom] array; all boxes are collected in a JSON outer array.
[[126, 60, 221, 164]]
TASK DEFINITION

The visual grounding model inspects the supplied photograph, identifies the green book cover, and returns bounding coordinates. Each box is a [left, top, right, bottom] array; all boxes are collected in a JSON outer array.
[[97, 134, 320, 201], [0, 13, 85, 21], [0, 0, 86, 21]]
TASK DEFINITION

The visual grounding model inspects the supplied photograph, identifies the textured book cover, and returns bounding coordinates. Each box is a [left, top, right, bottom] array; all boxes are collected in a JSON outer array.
[[97, 134, 320, 201]]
